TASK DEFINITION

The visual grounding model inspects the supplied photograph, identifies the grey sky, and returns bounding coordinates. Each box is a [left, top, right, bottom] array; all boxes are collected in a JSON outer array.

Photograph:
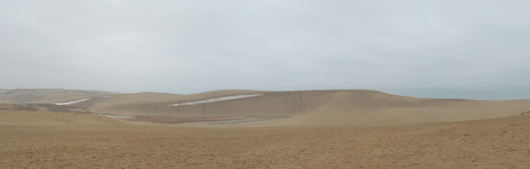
[[1, 0, 529, 94]]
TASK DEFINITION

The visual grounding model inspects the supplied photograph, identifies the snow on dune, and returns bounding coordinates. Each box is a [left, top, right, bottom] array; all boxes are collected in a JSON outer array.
[[98, 114, 130, 118], [55, 98, 91, 105], [169, 94, 263, 106]]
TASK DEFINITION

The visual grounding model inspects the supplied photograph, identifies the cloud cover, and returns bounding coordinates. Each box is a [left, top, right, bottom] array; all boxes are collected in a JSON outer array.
[[1, 0, 529, 93]]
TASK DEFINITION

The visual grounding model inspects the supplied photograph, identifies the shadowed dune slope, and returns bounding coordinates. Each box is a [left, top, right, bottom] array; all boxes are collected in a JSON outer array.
[[265, 91, 530, 126], [93, 90, 530, 126]]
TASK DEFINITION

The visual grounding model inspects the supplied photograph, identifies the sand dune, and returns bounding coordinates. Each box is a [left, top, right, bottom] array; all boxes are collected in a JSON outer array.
[[2, 89, 530, 168], [2, 89, 530, 126], [87, 90, 530, 126]]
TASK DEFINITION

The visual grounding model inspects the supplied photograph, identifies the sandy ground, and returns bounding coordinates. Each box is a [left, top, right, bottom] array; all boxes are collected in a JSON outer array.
[[2, 89, 530, 168], [1, 109, 530, 168]]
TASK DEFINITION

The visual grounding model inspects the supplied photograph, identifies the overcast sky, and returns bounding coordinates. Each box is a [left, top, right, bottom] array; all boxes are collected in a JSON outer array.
[[1, 0, 529, 94]]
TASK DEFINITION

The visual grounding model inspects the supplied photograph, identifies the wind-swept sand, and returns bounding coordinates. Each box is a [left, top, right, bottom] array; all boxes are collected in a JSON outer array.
[[2, 89, 530, 168]]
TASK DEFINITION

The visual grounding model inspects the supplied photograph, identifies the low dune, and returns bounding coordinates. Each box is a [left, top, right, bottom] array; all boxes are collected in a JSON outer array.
[[3, 89, 530, 127], [88, 90, 530, 126]]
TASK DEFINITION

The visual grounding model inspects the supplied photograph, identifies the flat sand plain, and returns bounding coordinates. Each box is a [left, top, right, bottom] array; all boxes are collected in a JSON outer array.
[[1, 109, 530, 168]]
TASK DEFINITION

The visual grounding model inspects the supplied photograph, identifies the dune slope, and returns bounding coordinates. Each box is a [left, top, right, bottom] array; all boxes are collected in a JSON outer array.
[[92, 90, 530, 126]]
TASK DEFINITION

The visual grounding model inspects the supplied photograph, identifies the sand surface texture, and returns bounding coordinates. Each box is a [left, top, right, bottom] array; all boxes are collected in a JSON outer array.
[[2, 89, 530, 168], [1, 111, 530, 168]]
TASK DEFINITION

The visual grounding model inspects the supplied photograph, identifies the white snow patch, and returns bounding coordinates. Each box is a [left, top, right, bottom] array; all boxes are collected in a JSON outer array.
[[200, 119, 276, 126], [55, 98, 91, 105], [98, 114, 130, 118], [168, 94, 263, 106]]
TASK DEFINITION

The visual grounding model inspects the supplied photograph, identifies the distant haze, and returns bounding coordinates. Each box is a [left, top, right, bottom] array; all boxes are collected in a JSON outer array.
[[1, 1, 529, 99]]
